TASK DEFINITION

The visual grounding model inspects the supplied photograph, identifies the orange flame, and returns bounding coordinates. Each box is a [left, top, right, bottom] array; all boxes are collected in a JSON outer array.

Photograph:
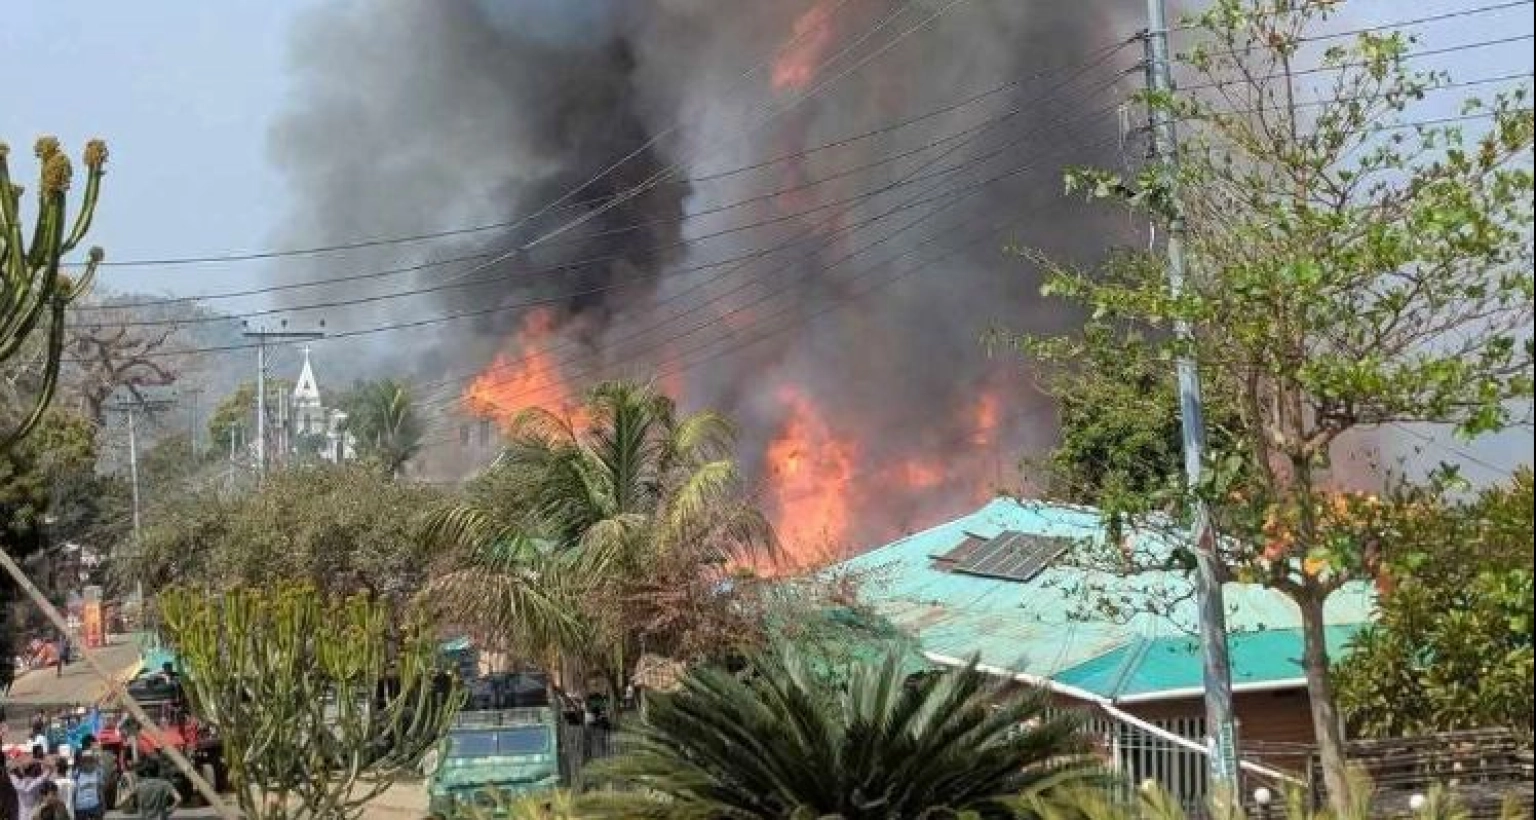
[[972, 391, 1000, 446], [765, 386, 855, 559], [772, 2, 838, 92], [464, 309, 579, 427], [900, 460, 945, 490]]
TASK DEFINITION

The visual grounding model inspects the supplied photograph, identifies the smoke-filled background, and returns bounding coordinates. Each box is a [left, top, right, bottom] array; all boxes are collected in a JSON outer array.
[[268, 0, 1144, 560]]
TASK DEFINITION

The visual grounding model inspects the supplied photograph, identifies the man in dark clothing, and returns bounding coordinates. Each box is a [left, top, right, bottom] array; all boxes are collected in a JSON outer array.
[[132, 760, 180, 820]]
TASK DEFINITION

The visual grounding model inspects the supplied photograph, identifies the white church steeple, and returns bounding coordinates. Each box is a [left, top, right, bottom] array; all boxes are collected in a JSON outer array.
[[293, 345, 322, 409]]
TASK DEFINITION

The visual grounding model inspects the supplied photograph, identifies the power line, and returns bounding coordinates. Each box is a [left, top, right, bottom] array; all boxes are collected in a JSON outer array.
[[412, 170, 1048, 449], [58, 103, 1518, 372], [1175, 0, 1535, 44], [1179, 32, 1536, 94], [93, 0, 964, 300], [425, 0, 980, 301], [90, 0, 868, 271], [81, 26, 1517, 294], [1170, 0, 1533, 32], [402, 64, 1138, 409], [76, 52, 1140, 329], [76, 42, 1137, 318], [412, 122, 1125, 421], [394, 102, 1536, 416]]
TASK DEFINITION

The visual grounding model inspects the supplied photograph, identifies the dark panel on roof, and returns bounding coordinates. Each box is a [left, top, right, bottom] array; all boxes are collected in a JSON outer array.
[[951, 531, 1070, 583], [931, 534, 988, 567]]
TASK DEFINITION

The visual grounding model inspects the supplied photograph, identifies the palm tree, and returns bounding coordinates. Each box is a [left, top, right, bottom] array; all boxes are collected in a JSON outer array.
[[422, 380, 775, 680], [579, 651, 1094, 820], [340, 378, 423, 478]]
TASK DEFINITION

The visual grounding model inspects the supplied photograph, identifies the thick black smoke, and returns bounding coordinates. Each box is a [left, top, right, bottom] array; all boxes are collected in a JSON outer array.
[[270, 0, 1142, 549]]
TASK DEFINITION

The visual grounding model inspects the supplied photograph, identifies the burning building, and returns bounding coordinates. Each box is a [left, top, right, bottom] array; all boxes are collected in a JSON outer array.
[[269, 0, 1142, 561]]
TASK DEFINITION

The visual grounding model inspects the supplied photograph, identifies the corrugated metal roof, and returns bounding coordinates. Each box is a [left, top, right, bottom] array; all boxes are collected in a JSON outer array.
[[836, 497, 1374, 702]]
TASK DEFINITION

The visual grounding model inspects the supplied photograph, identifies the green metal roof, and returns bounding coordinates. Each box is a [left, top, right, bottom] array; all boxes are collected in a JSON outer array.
[[1053, 625, 1363, 700], [835, 497, 1374, 702]]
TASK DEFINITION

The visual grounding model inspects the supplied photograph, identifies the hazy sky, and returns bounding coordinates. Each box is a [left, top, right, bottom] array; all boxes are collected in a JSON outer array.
[[3, 0, 1532, 479]]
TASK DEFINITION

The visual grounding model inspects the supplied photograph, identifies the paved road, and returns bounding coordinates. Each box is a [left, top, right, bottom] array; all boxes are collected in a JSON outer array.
[[4, 634, 144, 732], [99, 781, 428, 819]]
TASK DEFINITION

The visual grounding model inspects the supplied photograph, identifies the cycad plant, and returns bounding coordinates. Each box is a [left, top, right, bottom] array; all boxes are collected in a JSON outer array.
[[578, 651, 1094, 819]]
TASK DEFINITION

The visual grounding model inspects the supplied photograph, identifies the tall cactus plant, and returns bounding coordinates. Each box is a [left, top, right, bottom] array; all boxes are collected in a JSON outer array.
[[159, 584, 464, 820], [1, 136, 107, 453]]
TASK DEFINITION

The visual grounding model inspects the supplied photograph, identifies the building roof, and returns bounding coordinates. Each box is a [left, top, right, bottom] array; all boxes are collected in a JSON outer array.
[[835, 496, 1374, 703]]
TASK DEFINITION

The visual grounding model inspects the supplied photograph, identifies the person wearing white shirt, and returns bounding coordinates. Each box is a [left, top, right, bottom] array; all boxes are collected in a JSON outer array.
[[7, 760, 50, 820], [51, 759, 75, 820]]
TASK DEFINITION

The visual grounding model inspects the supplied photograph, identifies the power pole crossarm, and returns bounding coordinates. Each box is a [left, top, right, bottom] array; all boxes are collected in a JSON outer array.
[[1142, 0, 1242, 797]]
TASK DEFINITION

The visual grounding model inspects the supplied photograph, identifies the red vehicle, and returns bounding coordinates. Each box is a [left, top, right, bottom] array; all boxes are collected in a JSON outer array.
[[96, 704, 228, 804]]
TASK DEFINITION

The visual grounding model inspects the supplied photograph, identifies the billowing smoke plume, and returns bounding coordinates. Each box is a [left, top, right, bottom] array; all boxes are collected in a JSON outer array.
[[270, 0, 1142, 555]]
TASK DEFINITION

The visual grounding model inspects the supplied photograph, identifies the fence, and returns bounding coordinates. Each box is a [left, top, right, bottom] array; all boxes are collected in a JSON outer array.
[[1309, 729, 1534, 819], [558, 718, 632, 788], [1076, 712, 1215, 809]]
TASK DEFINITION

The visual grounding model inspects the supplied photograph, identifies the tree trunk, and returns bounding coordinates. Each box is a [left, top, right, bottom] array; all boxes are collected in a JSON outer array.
[[1299, 590, 1352, 813]]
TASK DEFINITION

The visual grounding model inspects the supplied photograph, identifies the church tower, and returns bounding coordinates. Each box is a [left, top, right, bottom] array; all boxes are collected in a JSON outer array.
[[292, 346, 326, 437]]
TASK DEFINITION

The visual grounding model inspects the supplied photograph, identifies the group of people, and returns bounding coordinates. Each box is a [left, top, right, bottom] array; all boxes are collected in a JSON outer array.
[[6, 738, 181, 820], [5, 742, 108, 820], [18, 710, 101, 760]]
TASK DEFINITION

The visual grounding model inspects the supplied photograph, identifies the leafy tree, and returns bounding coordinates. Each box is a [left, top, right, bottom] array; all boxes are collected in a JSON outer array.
[[336, 378, 424, 477], [159, 583, 463, 820], [1009, 0, 1533, 808], [122, 465, 444, 602], [1029, 324, 1246, 538], [207, 380, 290, 454], [423, 380, 775, 695], [579, 651, 1091, 819], [1335, 470, 1534, 737], [0, 408, 98, 686]]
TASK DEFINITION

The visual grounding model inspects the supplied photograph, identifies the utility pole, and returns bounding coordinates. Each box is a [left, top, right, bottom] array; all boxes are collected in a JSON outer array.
[[242, 321, 325, 479], [1142, 0, 1241, 795], [184, 386, 204, 461], [106, 391, 177, 618]]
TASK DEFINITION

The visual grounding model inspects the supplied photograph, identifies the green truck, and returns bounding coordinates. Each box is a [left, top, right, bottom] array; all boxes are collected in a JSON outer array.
[[426, 703, 563, 815]]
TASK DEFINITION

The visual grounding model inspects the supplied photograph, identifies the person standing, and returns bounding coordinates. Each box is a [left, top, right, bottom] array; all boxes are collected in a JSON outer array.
[[7, 762, 49, 820], [32, 782, 68, 820], [49, 760, 74, 820], [130, 761, 179, 820], [69, 755, 104, 820]]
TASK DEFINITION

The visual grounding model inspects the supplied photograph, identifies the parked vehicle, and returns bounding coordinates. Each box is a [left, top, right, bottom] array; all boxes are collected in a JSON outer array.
[[426, 674, 563, 817]]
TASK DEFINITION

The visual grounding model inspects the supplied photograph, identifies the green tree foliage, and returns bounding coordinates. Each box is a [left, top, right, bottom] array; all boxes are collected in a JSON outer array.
[[423, 380, 776, 686], [1, 136, 108, 452], [579, 651, 1090, 819], [208, 381, 256, 453], [335, 378, 424, 477], [1008, 1, 1533, 808], [1031, 324, 1246, 539], [1335, 470, 1535, 737], [122, 465, 444, 601], [159, 583, 463, 820], [0, 407, 97, 686], [0, 408, 97, 552]]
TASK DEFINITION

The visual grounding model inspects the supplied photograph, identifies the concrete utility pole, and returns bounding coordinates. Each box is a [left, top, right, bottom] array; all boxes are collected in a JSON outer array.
[[1142, 0, 1241, 794], [242, 322, 325, 479], [184, 386, 203, 460], [105, 391, 177, 617]]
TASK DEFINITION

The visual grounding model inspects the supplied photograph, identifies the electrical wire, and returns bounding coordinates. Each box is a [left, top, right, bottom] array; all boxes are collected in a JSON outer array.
[[76, 51, 1140, 329], [402, 64, 1138, 409]]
